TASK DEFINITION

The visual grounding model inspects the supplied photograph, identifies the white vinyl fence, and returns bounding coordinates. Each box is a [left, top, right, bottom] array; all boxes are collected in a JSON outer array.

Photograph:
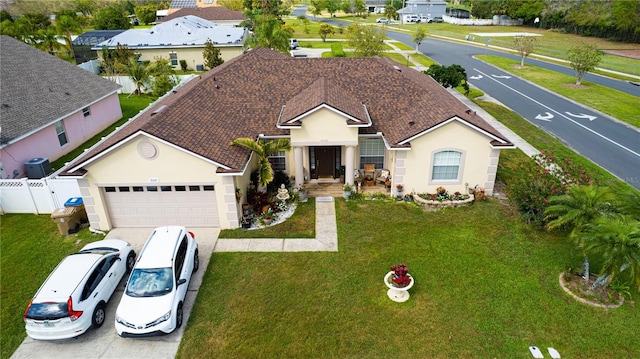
[[0, 177, 80, 215]]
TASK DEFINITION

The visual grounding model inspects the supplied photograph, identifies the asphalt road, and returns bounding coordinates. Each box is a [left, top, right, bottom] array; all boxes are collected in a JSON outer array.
[[305, 9, 640, 189]]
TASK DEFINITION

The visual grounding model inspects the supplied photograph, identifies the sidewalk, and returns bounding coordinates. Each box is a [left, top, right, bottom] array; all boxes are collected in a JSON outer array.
[[213, 197, 338, 252]]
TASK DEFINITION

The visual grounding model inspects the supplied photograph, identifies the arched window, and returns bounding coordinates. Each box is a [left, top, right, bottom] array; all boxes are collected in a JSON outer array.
[[432, 151, 461, 181]]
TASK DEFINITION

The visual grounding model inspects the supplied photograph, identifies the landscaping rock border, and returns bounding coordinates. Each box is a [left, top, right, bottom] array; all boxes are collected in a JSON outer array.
[[558, 272, 624, 309], [412, 193, 475, 209]]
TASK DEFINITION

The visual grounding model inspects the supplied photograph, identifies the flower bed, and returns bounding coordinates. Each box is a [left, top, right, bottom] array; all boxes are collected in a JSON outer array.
[[413, 188, 475, 209]]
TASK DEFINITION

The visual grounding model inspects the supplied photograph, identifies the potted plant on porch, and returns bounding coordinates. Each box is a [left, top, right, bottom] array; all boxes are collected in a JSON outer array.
[[343, 183, 354, 199], [384, 263, 414, 302]]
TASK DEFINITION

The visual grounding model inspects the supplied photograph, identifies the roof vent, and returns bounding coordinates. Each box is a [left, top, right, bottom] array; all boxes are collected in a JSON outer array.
[[150, 105, 166, 116], [409, 120, 415, 126], [466, 109, 472, 114], [393, 65, 401, 72], [65, 92, 71, 95], [215, 84, 220, 89]]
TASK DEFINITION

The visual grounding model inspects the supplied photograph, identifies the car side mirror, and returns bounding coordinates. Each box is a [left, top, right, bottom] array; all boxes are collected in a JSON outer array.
[[177, 278, 187, 286]]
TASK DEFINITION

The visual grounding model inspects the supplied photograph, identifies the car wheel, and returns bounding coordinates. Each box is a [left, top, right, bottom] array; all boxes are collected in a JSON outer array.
[[192, 249, 199, 273], [126, 251, 136, 272], [92, 302, 106, 328], [176, 302, 184, 329]]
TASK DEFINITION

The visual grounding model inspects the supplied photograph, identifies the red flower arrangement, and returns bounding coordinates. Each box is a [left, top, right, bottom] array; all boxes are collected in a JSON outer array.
[[390, 263, 412, 287]]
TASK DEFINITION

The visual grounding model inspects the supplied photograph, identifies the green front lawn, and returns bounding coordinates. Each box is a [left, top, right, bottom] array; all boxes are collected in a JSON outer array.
[[0, 216, 103, 359], [219, 199, 316, 239], [179, 199, 639, 358]]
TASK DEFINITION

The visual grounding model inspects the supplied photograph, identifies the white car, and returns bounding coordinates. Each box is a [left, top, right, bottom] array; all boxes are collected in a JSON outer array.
[[23, 239, 136, 340], [115, 226, 198, 337], [376, 18, 389, 24]]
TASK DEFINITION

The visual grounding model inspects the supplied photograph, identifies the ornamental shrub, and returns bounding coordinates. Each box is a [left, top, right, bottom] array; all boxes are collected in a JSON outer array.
[[505, 150, 594, 225], [331, 43, 345, 57]]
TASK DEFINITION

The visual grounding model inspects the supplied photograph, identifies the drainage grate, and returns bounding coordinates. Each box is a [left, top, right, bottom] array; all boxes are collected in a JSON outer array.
[[316, 197, 334, 202]]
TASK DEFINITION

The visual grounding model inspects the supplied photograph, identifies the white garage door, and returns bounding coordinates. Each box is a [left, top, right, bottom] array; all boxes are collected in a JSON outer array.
[[103, 184, 219, 227]]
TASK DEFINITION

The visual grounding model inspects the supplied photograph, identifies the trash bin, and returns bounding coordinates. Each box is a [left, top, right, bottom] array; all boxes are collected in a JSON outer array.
[[64, 197, 88, 226], [51, 207, 77, 235]]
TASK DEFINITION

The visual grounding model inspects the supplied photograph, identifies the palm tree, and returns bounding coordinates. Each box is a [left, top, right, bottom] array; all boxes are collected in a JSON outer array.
[[123, 57, 150, 95], [577, 216, 640, 290], [246, 15, 292, 54], [36, 28, 61, 56], [544, 185, 618, 281], [55, 15, 82, 59], [617, 189, 640, 220], [545, 185, 617, 233], [230, 138, 291, 187]]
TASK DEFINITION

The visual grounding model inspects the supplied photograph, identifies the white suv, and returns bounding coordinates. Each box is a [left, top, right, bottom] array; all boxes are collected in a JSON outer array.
[[23, 239, 136, 340], [115, 226, 198, 337]]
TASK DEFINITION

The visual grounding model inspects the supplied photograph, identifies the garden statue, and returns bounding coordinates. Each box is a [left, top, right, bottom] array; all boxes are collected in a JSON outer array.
[[276, 184, 290, 201]]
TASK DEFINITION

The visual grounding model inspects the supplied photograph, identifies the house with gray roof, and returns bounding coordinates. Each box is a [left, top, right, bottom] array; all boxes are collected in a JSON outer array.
[[93, 15, 247, 71], [61, 47, 513, 230], [0, 35, 122, 179], [158, 6, 245, 26]]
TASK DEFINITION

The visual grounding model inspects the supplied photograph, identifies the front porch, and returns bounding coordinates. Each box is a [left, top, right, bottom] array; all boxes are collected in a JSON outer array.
[[305, 180, 392, 198]]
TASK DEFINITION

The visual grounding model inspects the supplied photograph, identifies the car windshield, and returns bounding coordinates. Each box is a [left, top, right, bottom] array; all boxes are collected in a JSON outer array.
[[26, 302, 68, 320], [125, 268, 173, 297]]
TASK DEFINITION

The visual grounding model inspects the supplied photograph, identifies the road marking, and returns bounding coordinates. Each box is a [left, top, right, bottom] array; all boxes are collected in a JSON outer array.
[[535, 112, 554, 121], [491, 74, 511, 79], [565, 112, 597, 121], [470, 75, 483, 80], [473, 67, 640, 158]]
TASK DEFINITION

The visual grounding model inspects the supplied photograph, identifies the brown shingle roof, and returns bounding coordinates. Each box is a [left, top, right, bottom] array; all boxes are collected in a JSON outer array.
[[65, 47, 512, 175], [279, 77, 369, 126], [160, 7, 245, 22]]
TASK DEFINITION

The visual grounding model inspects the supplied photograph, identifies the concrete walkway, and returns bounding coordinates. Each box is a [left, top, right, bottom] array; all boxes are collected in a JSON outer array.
[[214, 197, 338, 252]]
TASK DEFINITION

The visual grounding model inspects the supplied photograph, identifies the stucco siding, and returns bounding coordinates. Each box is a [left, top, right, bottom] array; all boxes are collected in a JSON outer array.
[[400, 120, 495, 195], [290, 108, 359, 146], [128, 47, 242, 70], [0, 93, 121, 179], [83, 135, 230, 230]]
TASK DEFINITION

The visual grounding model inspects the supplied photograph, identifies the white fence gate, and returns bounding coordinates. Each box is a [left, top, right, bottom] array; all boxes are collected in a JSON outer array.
[[0, 177, 81, 214]]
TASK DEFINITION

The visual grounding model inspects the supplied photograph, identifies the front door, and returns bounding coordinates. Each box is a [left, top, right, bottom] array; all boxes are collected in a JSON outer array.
[[316, 147, 335, 178]]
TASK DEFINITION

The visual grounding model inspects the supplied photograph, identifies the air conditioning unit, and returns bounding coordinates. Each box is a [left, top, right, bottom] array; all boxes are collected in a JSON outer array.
[[24, 158, 51, 179]]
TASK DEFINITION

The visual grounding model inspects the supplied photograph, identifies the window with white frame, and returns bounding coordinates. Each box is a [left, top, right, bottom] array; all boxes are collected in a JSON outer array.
[[269, 151, 286, 172], [55, 120, 68, 146], [169, 52, 178, 66], [359, 138, 384, 169], [82, 106, 91, 117], [432, 151, 461, 181]]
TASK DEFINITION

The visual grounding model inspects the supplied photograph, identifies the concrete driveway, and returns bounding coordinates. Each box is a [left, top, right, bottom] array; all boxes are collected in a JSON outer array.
[[11, 227, 219, 359]]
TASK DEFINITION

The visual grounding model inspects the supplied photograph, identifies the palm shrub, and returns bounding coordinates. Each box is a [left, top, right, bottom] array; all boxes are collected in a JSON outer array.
[[230, 138, 291, 187], [576, 216, 640, 290]]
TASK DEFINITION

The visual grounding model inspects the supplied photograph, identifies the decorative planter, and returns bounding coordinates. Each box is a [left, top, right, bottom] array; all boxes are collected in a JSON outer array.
[[384, 271, 414, 302], [412, 193, 475, 209], [343, 190, 351, 200], [263, 218, 273, 225], [242, 203, 250, 211], [299, 191, 307, 201]]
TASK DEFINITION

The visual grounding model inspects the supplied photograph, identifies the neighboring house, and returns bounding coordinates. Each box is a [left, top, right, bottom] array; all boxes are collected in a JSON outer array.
[[72, 30, 127, 65], [61, 47, 514, 230], [168, 0, 218, 15], [159, 6, 245, 26], [93, 16, 247, 71], [398, 0, 446, 23], [0, 35, 122, 180]]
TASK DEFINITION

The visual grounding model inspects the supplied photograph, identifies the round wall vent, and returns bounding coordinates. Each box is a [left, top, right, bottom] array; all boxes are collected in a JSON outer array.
[[138, 141, 158, 159]]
